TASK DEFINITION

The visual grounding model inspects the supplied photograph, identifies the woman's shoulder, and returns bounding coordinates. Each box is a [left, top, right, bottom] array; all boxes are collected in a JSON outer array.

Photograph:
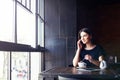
[[95, 44, 106, 55], [95, 44, 104, 50]]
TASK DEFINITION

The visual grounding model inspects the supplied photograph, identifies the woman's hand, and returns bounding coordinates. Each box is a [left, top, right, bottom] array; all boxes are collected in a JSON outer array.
[[84, 54, 92, 61], [77, 39, 83, 49], [84, 54, 100, 66]]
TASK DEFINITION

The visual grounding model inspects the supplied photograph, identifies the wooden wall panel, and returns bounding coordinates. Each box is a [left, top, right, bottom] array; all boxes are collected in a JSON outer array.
[[44, 0, 76, 70]]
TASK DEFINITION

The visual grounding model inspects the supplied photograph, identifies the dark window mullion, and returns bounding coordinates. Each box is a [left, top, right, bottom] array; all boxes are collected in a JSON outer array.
[[15, 0, 17, 43], [29, 52, 31, 80]]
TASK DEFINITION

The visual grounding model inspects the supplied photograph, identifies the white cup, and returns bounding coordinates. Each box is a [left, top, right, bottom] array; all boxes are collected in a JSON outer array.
[[78, 61, 87, 68]]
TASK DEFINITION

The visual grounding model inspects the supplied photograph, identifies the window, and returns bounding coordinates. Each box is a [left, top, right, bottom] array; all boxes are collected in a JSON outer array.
[[16, 0, 36, 48], [11, 52, 30, 80], [0, 0, 14, 42], [17, 5, 36, 48], [0, 51, 41, 80], [36, 0, 45, 47], [0, 51, 9, 80], [0, 0, 44, 80], [16, 0, 32, 12]]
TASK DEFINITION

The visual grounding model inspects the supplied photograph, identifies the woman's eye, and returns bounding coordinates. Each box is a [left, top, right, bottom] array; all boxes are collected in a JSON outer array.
[[84, 35, 88, 37]]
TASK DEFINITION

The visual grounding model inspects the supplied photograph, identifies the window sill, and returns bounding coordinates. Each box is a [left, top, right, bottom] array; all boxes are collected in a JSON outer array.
[[0, 41, 45, 52]]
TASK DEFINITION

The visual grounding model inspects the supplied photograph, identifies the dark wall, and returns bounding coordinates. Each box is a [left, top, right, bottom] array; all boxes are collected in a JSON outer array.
[[44, 0, 76, 70], [96, 3, 120, 60], [77, 0, 120, 61], [77, 0, 97, 30]]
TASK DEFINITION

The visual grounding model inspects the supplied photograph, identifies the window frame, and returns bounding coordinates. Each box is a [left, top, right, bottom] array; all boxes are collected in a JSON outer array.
[[0, 0, 45, 80], [16, 0, 32, 13]]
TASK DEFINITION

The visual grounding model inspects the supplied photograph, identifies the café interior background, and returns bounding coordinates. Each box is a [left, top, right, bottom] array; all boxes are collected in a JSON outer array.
[[44, 0, 120, 70], [0, 0, 120, 80]]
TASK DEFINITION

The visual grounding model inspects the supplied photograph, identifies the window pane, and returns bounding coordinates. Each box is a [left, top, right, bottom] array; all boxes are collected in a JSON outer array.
[[0, 51, 9, 80], [38, 18, 44, 47], [0, 0, 14, 42], [11, 52, 29, 80], [22, 0, 26, 6], [37, 0, 44, 47], [31, 52, 41, 80], [26, 0, 31, 10], [17, 4, 36, 48], [37, 0, 44, 18]]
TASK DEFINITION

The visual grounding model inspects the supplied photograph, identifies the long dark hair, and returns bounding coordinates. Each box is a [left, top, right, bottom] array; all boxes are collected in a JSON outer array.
[[78, 28, 96, 44]]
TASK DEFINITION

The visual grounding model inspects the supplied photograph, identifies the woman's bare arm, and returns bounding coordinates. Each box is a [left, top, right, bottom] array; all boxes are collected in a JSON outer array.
[[73, 49, 81, 67], [73, 40, 82, 67], [89, 59, 100, 66], [85, 55, 104, 66]]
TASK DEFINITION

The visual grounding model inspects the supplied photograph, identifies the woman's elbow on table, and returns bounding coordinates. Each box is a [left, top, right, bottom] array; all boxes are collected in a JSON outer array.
[[72, 60, 78, 67]]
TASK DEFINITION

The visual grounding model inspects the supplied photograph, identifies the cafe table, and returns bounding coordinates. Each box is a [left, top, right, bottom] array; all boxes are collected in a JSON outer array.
[[39, 67, 120, 80]]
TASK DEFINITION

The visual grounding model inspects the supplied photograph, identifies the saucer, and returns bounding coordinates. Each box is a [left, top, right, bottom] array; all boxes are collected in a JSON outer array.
[[76, 67, 101, 72]]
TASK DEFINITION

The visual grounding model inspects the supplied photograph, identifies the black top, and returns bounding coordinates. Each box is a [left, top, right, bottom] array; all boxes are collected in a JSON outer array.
[[80, 45, 106, 67]]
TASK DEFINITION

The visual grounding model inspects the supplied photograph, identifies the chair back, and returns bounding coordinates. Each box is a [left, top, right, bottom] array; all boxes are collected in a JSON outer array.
[[58, 75, 80, 80]]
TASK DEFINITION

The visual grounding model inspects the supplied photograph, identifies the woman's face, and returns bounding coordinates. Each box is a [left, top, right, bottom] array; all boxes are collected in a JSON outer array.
[[80, 31, 92, 44]]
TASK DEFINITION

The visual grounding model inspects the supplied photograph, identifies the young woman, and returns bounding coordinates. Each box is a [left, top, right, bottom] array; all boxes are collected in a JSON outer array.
[[73, 28, 106, 67]]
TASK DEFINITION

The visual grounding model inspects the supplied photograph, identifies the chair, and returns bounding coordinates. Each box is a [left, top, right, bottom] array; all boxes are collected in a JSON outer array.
[[58, 75, 81, 80], [58, 75, 116, 80]]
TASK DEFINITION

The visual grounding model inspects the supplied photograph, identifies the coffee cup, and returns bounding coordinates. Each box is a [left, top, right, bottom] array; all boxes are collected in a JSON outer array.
[[78, 61, 87, 68]]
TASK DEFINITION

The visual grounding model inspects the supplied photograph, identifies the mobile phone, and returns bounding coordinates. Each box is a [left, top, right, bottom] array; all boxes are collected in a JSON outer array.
[[80, 40, 83, 46], [80, 40, 85, 48], [80, 40, 83, 45]]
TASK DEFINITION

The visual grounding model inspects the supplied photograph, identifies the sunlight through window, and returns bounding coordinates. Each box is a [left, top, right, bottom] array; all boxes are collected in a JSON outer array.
[[11, 52, 29, 80], [0, 0, 14, 42], [0, 51, 9, 80], [0, 0, 44, 80]]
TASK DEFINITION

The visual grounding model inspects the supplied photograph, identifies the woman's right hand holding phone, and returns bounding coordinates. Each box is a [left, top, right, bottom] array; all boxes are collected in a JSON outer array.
[[77, 39, 83, 50], [73, 40, 83, 67]]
